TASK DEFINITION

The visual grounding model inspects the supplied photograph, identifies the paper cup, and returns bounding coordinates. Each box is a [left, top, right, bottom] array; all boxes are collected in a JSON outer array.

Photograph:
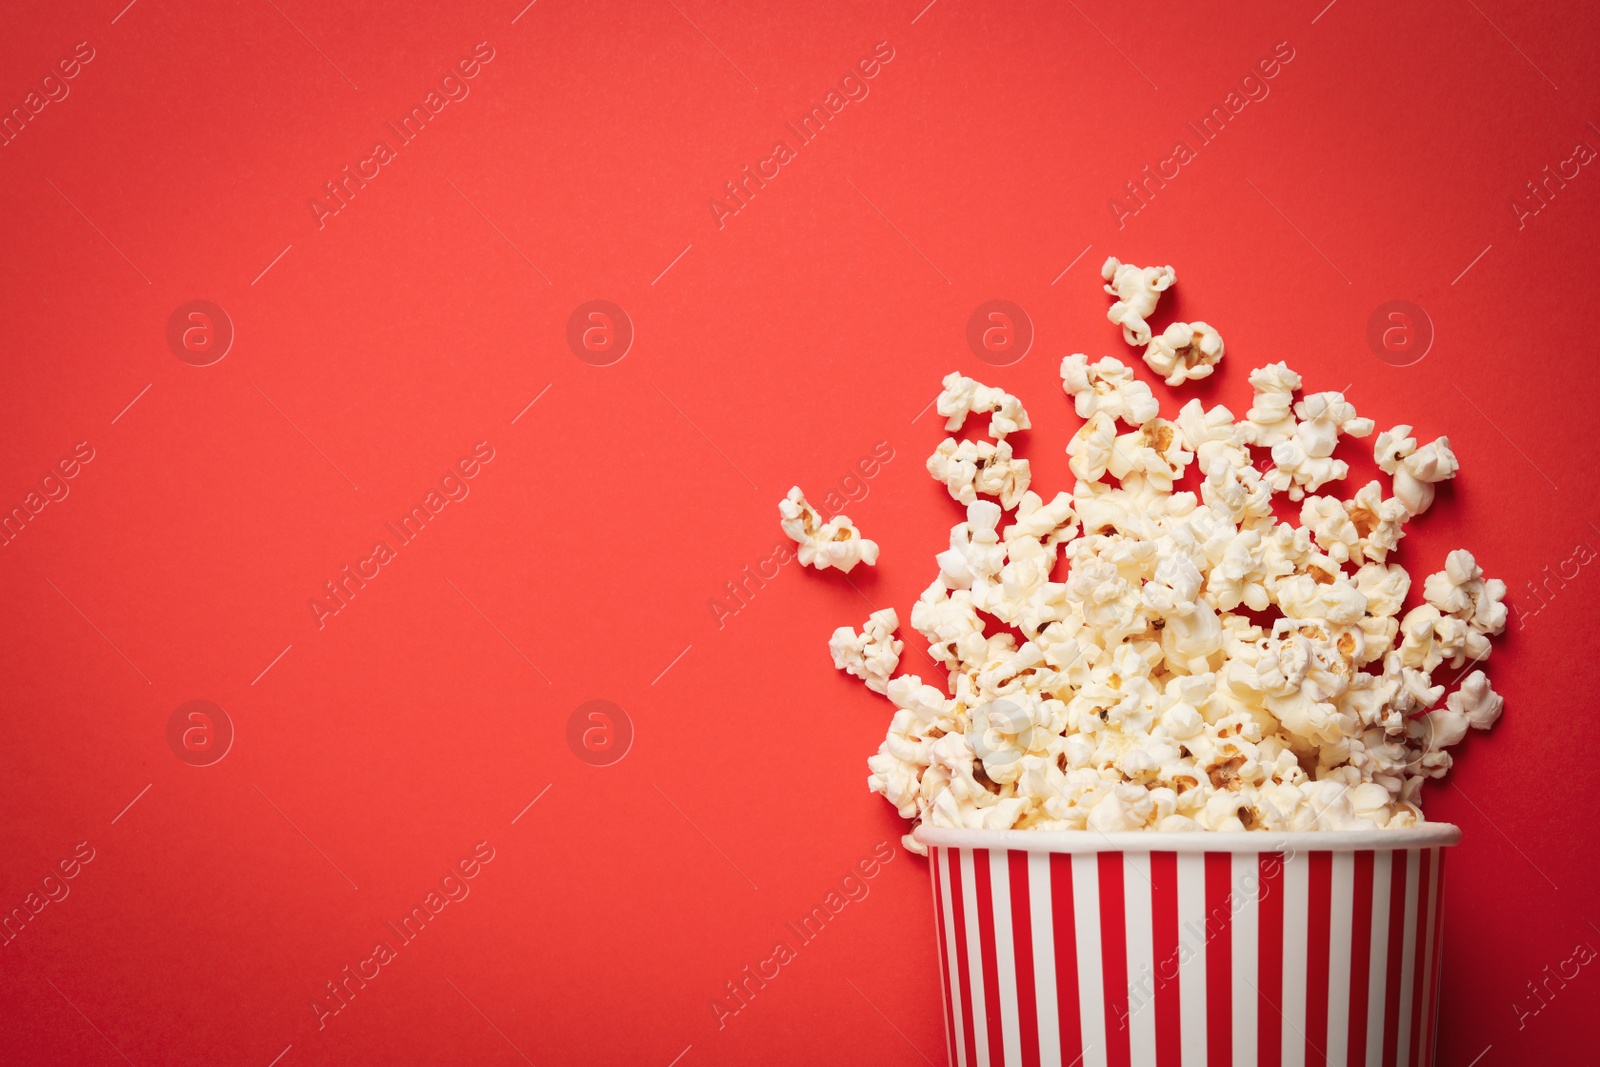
[[914, 824, 1460, 1067]]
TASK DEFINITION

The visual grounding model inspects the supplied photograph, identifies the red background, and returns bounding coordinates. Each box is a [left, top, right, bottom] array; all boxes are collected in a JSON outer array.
[[2, 0, 1597, 1064]]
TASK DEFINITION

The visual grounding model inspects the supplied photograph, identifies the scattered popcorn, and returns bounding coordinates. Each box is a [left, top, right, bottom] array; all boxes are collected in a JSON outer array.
[[927, 437, 1031, 507], [1144, 321, 1224, 386], [778, 487, 880, 573], [830, 609, 904, 695], [1101, 257, 1175, 345], [936, 372, 1032, 439], [786, 262, 1508, 848]]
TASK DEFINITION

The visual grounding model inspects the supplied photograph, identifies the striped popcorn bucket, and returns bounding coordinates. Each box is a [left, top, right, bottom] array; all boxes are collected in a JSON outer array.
[[915, 825, 1460, 1067]]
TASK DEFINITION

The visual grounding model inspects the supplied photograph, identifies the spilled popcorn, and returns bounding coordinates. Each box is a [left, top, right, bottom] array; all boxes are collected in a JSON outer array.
[[782, 259, 1507, 853]]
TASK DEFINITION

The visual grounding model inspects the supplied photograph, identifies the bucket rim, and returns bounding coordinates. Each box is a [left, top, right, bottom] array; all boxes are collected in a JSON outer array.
[[912, 823, 1462, 853]]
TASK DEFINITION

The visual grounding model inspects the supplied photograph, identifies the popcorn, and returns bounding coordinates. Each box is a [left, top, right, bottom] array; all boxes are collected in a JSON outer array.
[[1066, 412, 1118, 482], [1420, 671, 1502, 775], [1263, 392, 1375, 501], [1342, 481, 1411, 562], [1144, 321, 1224, 386], [1423, 549, 1508, 636], [1004, 491, 1079, 547], [1376, 426, 1459, 516], [936, 372, 1032, 438], [1373, 424, 1416, 469], [830, 608, 903, 694], [1178, 398, 1249, 466], [1239, 362, 1303, 446], [1060, 354, 1159, 427], [1108, 418, 1194, 495], [927, 437, 1031, 507], [789, 264, 1507, 844], [936, 501, 1005, 589], [778, 487, 879, 573], [1101, 257, 1176, 345], [1447, 670, 1503, 730], [1295, 392, 1375, 455]]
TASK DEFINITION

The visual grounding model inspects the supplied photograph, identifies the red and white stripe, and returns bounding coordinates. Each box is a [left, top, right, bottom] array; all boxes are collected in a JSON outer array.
[[919, 827, 1457, 1067]]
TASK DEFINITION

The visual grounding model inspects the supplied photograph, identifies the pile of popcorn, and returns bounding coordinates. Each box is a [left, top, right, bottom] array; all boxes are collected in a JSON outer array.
[[782, 258, 1506, 853]]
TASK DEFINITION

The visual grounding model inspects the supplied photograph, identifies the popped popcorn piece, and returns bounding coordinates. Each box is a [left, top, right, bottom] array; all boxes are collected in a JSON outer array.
[[1263, 390, 1375, 500], [789, 265, 1508, 845], [1420, 670, 1502, 768], [1066, 412, 1118, 482], [1447, 670, 1503, 730], [1423, 549, 1508, 636], [1353, 562, 1410, 617], [1342, 481, 1411, 562], [1060, 353, 1159, 427], [1003, 491, 1079, 547], [1202, 455, 1274, 530], [910, 579, 987, 671], [1144, 321, 1224, 386], [1177, 399, 1248, 470], [778, 487, 879, 573], [1300, 495, 1361, 563], [830, 608, 904, 694], [1101, 257, 1176, 345], [936, 502, 1005, 589], [1374, 425, 1417, 472], [1108, 418, 1194, 495], [927, 437, 1031, 507], [1376, 427, 1459, 516], [1239, 361, 1303, 447], [1295, 392, 1375, 456], [935, 372, 1032, 439]]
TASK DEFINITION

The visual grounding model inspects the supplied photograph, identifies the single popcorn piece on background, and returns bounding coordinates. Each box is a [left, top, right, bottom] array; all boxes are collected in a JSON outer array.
[[927, 437, 1032, 507], [1144, 321, 1225, 386], [1447, 670, 1504, 729], [1060, 353, 1159, 427], [830, 608, 904, 694], [1101, 256, 1176, 345], [1380, 431, 1459, 516], [778, 486, 879, 573], [936, 372, 1032, 438], [788, 261, 1508, 845]]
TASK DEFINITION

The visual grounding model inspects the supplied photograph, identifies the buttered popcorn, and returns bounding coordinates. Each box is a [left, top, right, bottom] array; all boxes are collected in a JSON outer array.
[[790, 260, 1509, 854]]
